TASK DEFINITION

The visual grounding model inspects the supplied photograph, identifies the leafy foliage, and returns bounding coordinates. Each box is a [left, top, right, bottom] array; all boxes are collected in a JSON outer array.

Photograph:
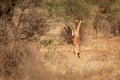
[[44, 0, 90, 19], [40, 39, 53, 46], [44, 0, 64, 16], [64, 0, 90, 19]]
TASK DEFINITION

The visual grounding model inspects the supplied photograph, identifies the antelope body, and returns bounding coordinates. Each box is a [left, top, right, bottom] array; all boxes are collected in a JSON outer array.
[[72, 20, 83, 58]]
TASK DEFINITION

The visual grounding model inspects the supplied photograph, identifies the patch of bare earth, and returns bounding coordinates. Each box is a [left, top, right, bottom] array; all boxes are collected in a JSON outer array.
[[0, 36, 120, 80], [38, 37, 120, 80]]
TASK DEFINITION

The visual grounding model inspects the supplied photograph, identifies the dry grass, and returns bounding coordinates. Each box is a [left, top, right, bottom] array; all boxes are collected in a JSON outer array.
[[0, 1, 120, 79], [0, 36, 120, 80], [37, 36, 120, 80], [0, 41, 32, 80]]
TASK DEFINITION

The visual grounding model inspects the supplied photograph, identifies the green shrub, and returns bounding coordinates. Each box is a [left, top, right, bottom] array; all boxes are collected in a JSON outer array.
[[44, 0, 90, 19], [64, 0, 90, 19], [45, 0, 64, 17], [40, 39, 53, 46]]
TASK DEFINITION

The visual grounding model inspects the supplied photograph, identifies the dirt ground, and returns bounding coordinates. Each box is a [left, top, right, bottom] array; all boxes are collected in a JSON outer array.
[[1, 36, 119, 80], [37, 37, 120, 80], [0, 8, 120, 80], [0, 19, 120, 80]]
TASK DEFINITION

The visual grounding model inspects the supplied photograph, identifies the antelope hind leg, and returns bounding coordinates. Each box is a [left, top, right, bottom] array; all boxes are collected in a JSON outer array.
[[77, 52, 80, 58], [73, 49, 80, 58]]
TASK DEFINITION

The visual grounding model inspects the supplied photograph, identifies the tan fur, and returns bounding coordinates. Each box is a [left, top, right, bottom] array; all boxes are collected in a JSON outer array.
[[72, 20, 83, 58]]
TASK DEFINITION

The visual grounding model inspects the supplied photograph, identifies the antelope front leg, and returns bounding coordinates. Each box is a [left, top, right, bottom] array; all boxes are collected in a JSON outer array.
[[74, 47, 80, 58], [77, 51, 80, 58]]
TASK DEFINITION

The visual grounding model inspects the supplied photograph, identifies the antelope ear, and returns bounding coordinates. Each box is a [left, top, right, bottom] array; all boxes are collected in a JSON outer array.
[[74, 20, 79, 21], [74, 20, 85, 23], [81, 21, 85, 22], [74, 20, 79, 23]]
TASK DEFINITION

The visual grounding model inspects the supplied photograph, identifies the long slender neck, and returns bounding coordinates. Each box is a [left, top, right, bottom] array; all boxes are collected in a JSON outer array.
[[77, 20, 82, 33]]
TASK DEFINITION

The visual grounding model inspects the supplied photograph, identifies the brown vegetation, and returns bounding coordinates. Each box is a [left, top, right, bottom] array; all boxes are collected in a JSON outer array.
[[0, 0, 120, 80]]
